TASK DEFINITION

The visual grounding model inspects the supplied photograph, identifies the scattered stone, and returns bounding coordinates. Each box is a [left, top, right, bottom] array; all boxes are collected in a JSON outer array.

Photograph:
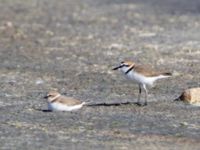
[[108, 43, 125, 49], [45, 30, 54, 36], [35, 79, 44, 85], [139, 32, 156, 37], [177, 88, 200, 106], [4, 21, 14, 28]]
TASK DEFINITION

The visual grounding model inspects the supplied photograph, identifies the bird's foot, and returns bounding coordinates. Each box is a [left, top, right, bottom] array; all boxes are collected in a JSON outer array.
[[134, 102, 142, 106], [143, 102, 147, 106], [134, 102, 147, 107]]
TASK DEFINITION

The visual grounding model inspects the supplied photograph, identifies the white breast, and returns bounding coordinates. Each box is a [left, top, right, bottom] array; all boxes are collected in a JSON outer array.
[[48, 102, 85, 111]]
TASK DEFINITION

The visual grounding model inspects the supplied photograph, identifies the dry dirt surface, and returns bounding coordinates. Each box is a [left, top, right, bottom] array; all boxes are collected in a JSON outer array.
[[1, 0, 200, 149]]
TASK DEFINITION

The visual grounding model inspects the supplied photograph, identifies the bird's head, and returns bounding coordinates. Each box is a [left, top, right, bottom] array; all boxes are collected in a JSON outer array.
[[44, 91, 61, 102], [112, 61, 135, 73]]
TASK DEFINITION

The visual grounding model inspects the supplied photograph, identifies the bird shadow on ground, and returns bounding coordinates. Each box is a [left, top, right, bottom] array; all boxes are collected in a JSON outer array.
[[33, 108, 52, 112], [86, 101, 143, 107], [41, 109, 52, 112]]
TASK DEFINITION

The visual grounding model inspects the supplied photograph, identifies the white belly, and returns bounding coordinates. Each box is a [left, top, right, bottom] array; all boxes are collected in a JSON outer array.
[[48, 102, 84, 111]]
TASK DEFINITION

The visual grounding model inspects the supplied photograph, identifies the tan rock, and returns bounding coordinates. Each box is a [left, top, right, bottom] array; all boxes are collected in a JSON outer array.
[[179, 88, 200, 106]]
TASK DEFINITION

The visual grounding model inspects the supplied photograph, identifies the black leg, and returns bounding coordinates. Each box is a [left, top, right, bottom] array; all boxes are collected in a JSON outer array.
[[137, 84, 141, 103], [143, 84, 148, 106]]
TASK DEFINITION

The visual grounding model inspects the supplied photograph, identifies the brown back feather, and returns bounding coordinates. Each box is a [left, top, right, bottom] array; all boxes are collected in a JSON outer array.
[[54, 96, 82, 106], [134, 64, 172, 77]]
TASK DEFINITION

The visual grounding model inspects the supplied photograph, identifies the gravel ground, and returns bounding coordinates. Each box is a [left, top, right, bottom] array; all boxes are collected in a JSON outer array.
[[0, 0, 200, 149]]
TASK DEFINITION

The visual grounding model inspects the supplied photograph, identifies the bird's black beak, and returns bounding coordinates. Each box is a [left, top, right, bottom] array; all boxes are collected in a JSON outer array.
[[174, 96, 181, 101], [112, 65, 123, 70], [44, 95, 48, 99]]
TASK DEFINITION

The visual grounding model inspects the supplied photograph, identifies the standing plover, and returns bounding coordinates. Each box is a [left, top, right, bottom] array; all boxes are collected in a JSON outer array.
[[113, 61, 172, 106], [44, 91, 86, 111]]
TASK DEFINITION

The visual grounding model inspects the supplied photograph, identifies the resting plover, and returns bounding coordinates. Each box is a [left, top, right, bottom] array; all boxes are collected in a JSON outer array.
[[44, 91, 86, 111]]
